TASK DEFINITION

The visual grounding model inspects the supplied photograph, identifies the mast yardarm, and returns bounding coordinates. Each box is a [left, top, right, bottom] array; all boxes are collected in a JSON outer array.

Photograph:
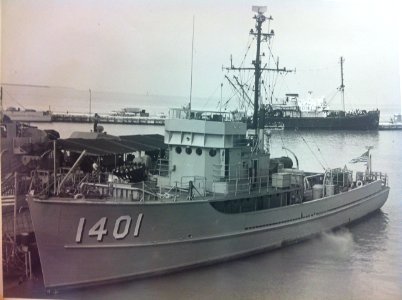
[[226, 6, 292, 131]]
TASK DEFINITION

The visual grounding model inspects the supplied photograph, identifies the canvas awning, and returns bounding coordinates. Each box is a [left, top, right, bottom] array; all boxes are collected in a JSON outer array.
[[57, 134, 165, 156]]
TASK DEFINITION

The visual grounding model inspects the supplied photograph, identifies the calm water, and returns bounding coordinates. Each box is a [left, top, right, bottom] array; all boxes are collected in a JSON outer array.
[[5, 126, 402, 300]]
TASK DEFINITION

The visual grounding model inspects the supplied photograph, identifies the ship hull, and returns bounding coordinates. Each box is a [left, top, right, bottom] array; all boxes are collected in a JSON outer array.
[[28, 181, 389, 291], [266, 113, 380, 130]]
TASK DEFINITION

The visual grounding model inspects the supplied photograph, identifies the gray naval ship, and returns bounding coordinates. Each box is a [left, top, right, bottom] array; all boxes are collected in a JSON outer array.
[[27, 6, 390, 292]]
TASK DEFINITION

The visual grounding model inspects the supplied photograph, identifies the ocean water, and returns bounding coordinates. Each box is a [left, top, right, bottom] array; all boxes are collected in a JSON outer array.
[[5, 125, 402, 300]]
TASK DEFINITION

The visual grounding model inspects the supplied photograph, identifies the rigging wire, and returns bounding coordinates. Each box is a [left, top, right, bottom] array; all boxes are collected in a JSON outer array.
[[312, 139, 330, 169], [269, 72, 280, 103], [218, 88, 239, 111], [202, 83, 221, 109], [221, 35, 256, 111], [223, 68, 255, 112], [262, 82, 269, 104], [266, 41, 283, 103], [224, 76, 247, 111], [239, 36, 255, 68], [267, 42, 277, 66], [298, 133, 326, 171], [264, 40, 272, 102], [324, 89, 340, 107], [2, 88, 27, 110], [280, 135, 289, 157]]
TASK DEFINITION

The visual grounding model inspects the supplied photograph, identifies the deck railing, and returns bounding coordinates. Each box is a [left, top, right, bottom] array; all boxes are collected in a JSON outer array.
[[368, 172, 388, 186], [31, 164, 304, 202], [72, 171, 299, 202]]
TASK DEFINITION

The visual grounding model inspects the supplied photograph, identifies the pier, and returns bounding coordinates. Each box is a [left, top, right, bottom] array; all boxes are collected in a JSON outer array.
[[379, 114, 402, 130], [51, 113, 165, 125], [378, 123, 402, 130]]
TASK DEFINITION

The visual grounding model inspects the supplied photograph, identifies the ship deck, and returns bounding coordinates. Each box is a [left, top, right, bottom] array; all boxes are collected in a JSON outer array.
[[46, 179, 304, 205]]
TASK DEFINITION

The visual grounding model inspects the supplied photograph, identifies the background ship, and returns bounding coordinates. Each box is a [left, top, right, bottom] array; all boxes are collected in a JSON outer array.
[[262, 57, 380, 130], [264, 92, 380, 130], [224, 21, 380, 130]]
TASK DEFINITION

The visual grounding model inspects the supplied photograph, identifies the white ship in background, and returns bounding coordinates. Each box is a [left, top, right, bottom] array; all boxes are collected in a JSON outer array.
[[110, 107, 150, 117]]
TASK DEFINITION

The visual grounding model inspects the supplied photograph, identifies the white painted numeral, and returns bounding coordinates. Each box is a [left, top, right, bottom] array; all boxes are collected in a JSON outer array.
[[134, 213, 143, 237], [88, 217, 108, 241], [75, 217, 86, 243], [75, 214, 143, 243], [113, 215, 131, 240]]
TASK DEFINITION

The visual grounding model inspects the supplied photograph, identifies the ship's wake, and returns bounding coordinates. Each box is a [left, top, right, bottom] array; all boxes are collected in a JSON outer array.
[[318, 228, 355, 259]]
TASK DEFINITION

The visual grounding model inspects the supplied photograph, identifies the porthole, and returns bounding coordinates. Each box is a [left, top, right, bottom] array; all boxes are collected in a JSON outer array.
[[185, 147, 192, 155], [196, 148, 202, 156], [175, 146, 182, 154], [209, 149, 217, 157]]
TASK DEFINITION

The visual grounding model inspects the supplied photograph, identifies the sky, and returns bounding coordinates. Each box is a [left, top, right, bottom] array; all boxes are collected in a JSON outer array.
[[1, 0, 401, 116]]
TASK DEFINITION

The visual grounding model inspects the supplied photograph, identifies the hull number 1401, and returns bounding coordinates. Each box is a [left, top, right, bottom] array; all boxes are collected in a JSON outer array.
[[75, 214, 143, 243]]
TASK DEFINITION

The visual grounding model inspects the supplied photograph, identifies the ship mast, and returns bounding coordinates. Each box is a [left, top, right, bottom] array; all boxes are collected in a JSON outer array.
[[226, 6, 292, 132], [252, 8, 264, 131], [340, 56, 345, 111]]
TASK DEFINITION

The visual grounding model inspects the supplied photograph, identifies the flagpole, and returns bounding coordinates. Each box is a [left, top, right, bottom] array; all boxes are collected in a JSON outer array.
[[365, 146, 372, 177]]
